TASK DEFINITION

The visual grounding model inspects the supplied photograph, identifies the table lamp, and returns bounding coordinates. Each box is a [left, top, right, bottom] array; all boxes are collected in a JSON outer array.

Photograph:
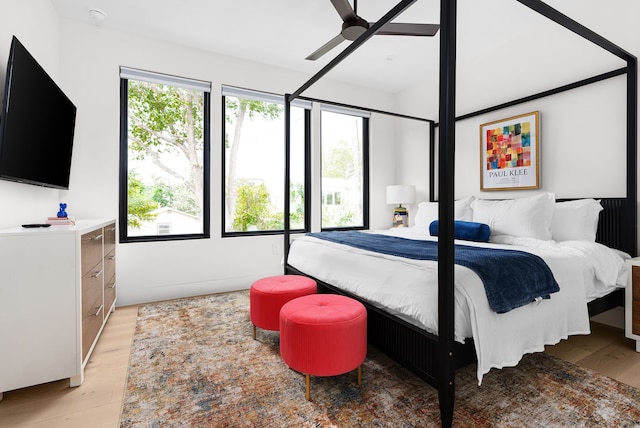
[[386, 185, 416, 227]]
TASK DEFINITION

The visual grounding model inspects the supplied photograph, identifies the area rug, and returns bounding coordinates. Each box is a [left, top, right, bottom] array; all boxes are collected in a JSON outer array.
[[120, 291, 640, 427]]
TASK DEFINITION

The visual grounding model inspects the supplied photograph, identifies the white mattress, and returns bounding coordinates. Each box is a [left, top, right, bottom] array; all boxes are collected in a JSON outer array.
[[287, 227, 629, 384]]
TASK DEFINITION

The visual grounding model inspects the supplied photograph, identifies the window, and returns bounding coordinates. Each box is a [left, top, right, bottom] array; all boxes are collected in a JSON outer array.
[[322, 191, 342, 206], [119, 67, 210, 242], [320, 107, 369, 230], [157, 223, 172, 235], [222, 86, 310, 235]]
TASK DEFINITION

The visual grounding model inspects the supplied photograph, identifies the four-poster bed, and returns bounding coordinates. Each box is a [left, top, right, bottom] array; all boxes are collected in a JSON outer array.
[[282, 0, 637, 426]]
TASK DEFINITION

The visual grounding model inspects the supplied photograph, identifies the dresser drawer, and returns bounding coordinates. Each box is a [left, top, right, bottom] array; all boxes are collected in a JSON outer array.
[[81, 259, 104, 361], [81, 261, 103, 316], [81, 294, 103, 361], [104, 249, 116, 282], [627, 264, 640, 348], [81, 229, 103, 276], [104, 274, 116, 315], [104, 223, 116, 255]]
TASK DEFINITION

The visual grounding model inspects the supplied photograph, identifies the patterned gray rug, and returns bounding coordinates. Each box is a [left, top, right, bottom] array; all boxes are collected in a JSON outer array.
[[120, 291, 640, 427]]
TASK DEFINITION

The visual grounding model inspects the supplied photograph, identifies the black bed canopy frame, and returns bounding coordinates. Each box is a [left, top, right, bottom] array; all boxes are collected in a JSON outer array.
[[283, 0, 637, 426]]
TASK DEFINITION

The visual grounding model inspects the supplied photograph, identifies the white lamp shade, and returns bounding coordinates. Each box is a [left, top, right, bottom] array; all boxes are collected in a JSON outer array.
[[386, 185, 416, 205]]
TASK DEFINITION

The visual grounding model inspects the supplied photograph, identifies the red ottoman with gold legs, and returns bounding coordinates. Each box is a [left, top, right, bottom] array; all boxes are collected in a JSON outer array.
[[249, 275, 316, 340], [279, 293, 367, 401]]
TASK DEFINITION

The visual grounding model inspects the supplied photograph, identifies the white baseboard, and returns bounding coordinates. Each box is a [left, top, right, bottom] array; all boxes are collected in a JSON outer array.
[[115, 272, 280, 307]]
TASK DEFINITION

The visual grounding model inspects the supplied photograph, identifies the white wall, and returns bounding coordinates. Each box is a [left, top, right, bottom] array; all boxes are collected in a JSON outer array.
[[452, 78, 628, 199], [30, 16, 393, 306], [369, 113, 399, 229], [393, 117, 432, 206], [0, 0, 67, 226]]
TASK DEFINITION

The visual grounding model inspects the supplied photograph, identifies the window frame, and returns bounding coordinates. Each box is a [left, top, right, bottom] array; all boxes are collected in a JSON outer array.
[[118, 70, 211, 243], [221, 87, 310, 238], [319, 110, 370, 232]]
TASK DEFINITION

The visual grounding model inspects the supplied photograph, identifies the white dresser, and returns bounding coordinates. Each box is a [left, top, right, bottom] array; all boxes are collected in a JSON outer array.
[[0, 219, 117, 400]]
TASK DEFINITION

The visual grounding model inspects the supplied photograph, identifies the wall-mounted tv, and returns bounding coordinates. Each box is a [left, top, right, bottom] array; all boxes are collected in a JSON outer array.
[[0, 36, 76, 190]]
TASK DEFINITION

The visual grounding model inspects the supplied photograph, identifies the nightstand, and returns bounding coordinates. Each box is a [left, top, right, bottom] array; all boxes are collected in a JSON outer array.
[[625, 258, 640, 352]]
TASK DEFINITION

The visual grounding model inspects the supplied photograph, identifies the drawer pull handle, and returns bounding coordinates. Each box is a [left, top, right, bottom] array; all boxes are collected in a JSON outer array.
[[93, 234, 103, 241], [92, 269, 103, 278], [108, 255, 116, 260], [94, 304, 104, 317], [108, 282, 116, 289]]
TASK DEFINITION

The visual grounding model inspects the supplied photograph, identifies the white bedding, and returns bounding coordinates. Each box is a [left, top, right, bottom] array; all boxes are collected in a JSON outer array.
[[287, 227, 629, 384]]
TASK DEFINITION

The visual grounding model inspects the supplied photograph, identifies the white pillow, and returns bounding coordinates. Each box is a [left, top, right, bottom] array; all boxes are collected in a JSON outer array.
[[414, 201, 438, 229], [455, 196, 475, 221], [413, 196, 475, 229], [551, 199, 603, 242], [471, 193, 555, 241]]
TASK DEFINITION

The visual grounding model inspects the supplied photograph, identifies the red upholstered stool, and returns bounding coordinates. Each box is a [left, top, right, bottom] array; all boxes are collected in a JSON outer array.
[[279, 294, 367, 401], [249, 275, 316, 340]]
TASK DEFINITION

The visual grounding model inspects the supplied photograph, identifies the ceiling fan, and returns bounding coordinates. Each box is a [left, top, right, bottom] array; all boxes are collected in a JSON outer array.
[[306, 0, 440, 61]]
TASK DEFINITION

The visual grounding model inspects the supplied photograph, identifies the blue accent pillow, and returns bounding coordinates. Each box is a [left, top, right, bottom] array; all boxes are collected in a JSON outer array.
[[429, 220, 491, 242]]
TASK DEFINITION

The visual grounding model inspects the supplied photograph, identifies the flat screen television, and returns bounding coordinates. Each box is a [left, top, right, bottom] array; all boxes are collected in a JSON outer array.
[[0, 36, 76, 190]]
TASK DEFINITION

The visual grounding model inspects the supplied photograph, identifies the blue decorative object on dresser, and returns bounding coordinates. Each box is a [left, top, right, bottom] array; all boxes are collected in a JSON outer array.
[[57, 203, 68, 218]]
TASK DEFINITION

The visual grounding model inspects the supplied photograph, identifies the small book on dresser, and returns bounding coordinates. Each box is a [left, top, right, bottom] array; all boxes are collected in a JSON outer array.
[[46, 217, 75, 225]]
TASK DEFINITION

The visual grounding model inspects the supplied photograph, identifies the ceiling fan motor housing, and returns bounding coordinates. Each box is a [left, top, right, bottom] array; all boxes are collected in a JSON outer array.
[[341, 17, 369, 40]]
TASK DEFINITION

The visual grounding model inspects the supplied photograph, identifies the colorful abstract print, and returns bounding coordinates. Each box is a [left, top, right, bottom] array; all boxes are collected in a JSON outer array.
[[486, 121, 531, 170]]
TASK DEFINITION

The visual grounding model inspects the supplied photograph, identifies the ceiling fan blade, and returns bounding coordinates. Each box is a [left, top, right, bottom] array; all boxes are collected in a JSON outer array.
[[305, 34, 346, 61], [330, 0, 357, 22], [374, 22, 440, 36]]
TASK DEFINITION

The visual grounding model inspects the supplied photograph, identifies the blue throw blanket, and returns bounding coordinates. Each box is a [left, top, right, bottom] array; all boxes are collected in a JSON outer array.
[[307, 231, 560, 314]]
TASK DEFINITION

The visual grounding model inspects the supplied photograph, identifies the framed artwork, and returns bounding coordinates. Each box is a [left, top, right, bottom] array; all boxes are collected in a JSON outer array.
[[480, 111, 539, 191]]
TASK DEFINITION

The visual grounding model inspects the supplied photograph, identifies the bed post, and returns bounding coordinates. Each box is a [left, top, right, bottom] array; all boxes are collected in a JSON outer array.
[[438, 0, 457, 426], [626, 58, 637, 257], [284, 94, 292, 266]]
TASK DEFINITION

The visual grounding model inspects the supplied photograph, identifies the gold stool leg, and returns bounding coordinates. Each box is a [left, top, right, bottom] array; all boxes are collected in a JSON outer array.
[[357, 365, 362, 386], [305, 374, 311, 401], [252, 325, 256, 340]]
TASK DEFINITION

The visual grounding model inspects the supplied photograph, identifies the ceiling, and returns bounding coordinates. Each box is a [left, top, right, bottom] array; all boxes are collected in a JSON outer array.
[[49, 0, 625, 94]]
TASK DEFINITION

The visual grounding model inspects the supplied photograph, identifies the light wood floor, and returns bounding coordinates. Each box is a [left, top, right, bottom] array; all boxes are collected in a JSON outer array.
[[1, 305, 639, 428], [0, 306, 138, 428]]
